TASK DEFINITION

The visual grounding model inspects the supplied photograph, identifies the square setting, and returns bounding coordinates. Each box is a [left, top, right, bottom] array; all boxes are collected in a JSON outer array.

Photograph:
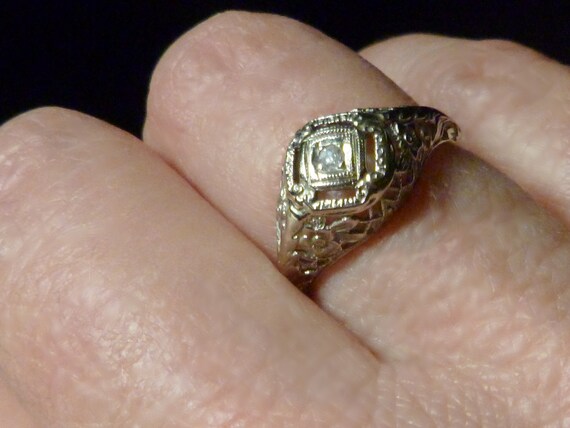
[[303, 125, 362, 189]]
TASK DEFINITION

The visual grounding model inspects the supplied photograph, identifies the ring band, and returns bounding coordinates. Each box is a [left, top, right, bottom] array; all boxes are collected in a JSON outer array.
[[276, 107, 460, 291]]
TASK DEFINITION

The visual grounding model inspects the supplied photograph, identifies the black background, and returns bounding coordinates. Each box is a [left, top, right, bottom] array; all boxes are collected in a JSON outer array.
[[1, 0, 568, 137]]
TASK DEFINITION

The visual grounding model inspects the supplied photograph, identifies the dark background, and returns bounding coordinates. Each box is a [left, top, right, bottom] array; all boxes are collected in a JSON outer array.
[[1, 0, 568, 137]]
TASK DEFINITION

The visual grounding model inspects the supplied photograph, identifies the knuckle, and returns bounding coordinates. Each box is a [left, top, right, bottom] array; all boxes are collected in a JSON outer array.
[[424, 37, 546, 90], [152, 9, 295, 74], [474, 38, 528, 54], [148, 9, 308, 110], [467, 38, 551, 78], [0, 106, 111, 298], [469, 38, 552, 74], [1, 106, 76, 135], [198, 10, 304, 36], [201, 9, 258, 27], [0, 106, 80, 195]]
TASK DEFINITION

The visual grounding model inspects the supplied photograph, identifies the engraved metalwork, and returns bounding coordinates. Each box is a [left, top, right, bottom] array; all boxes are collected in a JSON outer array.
[[277, 107, 460, 291]]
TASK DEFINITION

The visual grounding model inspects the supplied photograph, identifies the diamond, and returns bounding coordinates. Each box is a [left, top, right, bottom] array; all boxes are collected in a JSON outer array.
[[313, 144, 344, 173]]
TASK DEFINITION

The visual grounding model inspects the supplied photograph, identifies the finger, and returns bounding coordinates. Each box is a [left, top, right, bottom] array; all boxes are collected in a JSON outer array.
[[142, 8, 569, 359], [0, 107, 441, 426], [144, 11, 412, 255], [360, 35, 570, 225], [141, 9, 524, 359], [315, 145, 570, 426], [142, 13, 570, 425]]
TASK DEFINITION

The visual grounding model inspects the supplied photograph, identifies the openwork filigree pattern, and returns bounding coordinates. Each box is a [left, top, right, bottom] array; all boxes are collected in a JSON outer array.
[[277, 107, 460, 290]]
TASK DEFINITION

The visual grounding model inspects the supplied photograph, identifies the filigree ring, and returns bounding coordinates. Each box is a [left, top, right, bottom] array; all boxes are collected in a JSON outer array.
[[276, 107, 460, 291]]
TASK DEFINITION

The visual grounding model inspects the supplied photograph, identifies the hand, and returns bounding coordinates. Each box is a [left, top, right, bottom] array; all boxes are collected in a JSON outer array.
[[1, 11, 569, 427]]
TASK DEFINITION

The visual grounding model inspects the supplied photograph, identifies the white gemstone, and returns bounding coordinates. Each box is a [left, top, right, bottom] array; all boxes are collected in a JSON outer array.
[[314, 144, 344, 173]]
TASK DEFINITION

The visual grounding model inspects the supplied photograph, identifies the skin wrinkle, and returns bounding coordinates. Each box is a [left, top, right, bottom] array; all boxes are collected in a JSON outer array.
[[3, 109, 213, 422], [320, 138, 568, 424], [3, 11, 570, 425], [0, 368, 38, 427], [390, 370, 436, 427], [433, 365, 509, 426], [151, 15, 568, 422], [0, 105, 404, 426], [144, 12, 409, 254]]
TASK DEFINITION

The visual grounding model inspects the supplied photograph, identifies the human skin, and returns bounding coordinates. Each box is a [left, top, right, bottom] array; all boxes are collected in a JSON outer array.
[[1, 10, 569, 427]]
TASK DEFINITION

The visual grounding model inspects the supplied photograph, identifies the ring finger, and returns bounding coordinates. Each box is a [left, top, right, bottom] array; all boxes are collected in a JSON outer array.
[[143, 10, 570, 356], [143, 13, 570, 424]]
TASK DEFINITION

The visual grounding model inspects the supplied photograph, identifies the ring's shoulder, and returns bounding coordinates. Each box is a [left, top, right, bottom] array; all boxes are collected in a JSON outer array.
[[277, 107, 461, 289]]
